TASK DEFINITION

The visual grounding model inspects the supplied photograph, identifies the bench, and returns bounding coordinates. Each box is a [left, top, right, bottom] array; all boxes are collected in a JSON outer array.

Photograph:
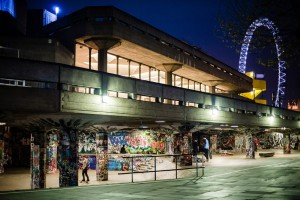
[[259, 152, 275, 157]]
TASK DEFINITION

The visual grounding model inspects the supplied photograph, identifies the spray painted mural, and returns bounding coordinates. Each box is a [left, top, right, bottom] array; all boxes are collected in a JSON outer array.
[[77, 129, 108, 181], [108, 129, 166, 154], [58, 130, 78, 187], [96, 132, 108, 181], [46, 130, 58, 174], [255, 132, 283, 149], [0, 127, 4, 174], [217, 131, 235, 150], [78, 130, 96, 154], [31, 145, 40, 189], [235, 134, 245, 152]]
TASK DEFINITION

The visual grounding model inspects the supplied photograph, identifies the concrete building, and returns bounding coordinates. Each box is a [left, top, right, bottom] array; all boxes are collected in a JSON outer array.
[[0, 1, 299, 190]]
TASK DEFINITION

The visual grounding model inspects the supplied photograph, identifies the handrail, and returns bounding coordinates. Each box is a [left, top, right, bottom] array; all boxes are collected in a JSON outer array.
[[118, 154, 205, 183]]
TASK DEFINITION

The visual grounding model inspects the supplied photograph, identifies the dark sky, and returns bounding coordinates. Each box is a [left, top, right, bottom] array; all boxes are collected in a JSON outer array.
[[26, 0, 300, 106]]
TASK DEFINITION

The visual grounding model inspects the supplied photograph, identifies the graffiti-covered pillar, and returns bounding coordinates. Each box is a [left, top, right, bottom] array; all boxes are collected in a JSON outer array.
[[96, 132, 108, 181], [0, 125, 4, 174], [30, 131, 46, 189], [283, 133, 291, 154], [58, 129, 78, 187], [210, 134, 217, 154], [178, 124, 193, 166], [245, 130, 255, 159]]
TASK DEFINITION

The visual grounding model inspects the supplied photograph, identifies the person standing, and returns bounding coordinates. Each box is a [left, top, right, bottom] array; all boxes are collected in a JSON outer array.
[[80, 157, 89, 183], [120, 145, 126, 154], [203, 137, 210, 162]]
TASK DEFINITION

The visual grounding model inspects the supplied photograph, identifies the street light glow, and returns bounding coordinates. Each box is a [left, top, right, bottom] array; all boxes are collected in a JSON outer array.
[[54, 6, 60, 15]]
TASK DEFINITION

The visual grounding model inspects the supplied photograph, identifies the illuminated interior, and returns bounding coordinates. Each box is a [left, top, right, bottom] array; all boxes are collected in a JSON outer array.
[[75, 43, 221, 94]]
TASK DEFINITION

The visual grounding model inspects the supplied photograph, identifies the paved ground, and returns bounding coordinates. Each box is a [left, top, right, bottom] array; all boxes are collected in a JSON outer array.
[[1, 152, 300, 200]]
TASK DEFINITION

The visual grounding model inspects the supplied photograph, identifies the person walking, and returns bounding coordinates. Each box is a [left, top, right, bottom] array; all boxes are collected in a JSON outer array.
[[80, 157, 89, 183], [203, 137, 210, 162], [192, 139, 199, 162]]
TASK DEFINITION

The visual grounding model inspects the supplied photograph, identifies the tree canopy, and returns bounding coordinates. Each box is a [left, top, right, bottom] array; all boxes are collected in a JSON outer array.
[[217, 0, 300, 69]]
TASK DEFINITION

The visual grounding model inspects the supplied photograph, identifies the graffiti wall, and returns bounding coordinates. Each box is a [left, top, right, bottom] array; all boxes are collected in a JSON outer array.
[[255, 132, 283, 149], [291, 134, 300, 150], [217, 131, 235, 150], [108, 129, 166, 154], [78, 130, 96, 154]]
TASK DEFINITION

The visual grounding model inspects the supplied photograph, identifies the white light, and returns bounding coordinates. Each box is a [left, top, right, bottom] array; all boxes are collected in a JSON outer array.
[[102, 95, 108, 103], [155, 120, 166, 123], [230, 125, 239, 128], [212, 108, 218, 116], [54, 7, 60, 15], [0, 122, 6, 125]]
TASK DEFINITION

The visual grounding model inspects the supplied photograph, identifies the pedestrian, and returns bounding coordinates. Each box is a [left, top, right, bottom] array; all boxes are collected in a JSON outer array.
[[120, 144, 126, 154], [202, 137, 210, 162], [192, 139, 199, 162], [80, 157, 89, 183], [192, 139, 198, 156]]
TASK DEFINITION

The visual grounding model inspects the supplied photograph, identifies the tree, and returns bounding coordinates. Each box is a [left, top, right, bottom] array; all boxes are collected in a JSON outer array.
[[217, 0, 300, 69]]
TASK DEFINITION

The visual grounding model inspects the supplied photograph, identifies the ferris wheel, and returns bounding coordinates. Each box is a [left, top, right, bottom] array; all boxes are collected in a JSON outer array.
[[238, 17, 286, 108]]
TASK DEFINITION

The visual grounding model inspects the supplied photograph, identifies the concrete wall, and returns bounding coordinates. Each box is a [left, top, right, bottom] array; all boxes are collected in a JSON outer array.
[[1, 57, 299, 128]]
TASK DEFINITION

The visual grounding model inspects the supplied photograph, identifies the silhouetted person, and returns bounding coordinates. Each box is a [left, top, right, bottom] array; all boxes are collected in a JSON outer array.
[[120, 145, 126, 154]]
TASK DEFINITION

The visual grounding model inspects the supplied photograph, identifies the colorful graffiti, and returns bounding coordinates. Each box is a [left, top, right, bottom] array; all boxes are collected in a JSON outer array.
[[79, 155, 96, 170], [235, 134, 245, 152], [108, 129, 169, 154], [31, 145, 40, 189], [217, 132, 235, 150], [78, 131, 97, 153], [0, 139, 4, 174], [46, 130, 58, 174], [96, 132, 108, 181], [58, 130, 78, 187], [256, 132, 283, 149]]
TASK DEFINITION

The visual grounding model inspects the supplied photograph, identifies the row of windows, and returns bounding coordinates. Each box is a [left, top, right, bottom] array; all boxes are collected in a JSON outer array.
[[75, 43, 226, 94], [0, 78, 298, 121], [63, 84, 300, 121]]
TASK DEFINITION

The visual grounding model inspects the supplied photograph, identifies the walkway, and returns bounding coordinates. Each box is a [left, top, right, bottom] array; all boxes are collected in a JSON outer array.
[[1, 151, 300, 199]]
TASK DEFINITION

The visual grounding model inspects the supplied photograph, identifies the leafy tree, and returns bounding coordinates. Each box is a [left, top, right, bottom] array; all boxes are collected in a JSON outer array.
[[217, 0, 300, 69]]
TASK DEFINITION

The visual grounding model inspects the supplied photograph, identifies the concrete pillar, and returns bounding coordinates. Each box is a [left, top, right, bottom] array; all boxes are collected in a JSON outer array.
[[283, 133, 291, 154], [98, 48, 107, 72], [160, 63, 182, 104], [209, 86, 216, 94], [84, 38, 120, 72]]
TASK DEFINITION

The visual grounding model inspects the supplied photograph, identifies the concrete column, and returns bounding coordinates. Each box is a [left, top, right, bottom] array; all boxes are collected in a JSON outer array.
[[209, 86, 216, 94], [283, 133, 291, 154], [84, 38, 120, 72], [166, 71, 172, 85], [98, 48, 107, 72], [160, 63, 182, 104]]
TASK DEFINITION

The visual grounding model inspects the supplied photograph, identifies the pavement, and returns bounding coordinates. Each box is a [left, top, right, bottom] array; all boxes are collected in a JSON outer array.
[[1, 151, 300, 200]]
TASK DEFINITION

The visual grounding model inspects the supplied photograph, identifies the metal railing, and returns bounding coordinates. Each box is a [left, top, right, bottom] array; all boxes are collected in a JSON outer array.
[[118, 154, 205, 183]]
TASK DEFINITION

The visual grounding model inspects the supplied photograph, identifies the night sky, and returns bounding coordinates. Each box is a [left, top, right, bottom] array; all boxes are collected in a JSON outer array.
[[26, 0, 300, 107]]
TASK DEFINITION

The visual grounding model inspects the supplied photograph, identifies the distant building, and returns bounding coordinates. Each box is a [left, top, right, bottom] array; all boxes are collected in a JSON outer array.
[[288, 100, 300, 112]]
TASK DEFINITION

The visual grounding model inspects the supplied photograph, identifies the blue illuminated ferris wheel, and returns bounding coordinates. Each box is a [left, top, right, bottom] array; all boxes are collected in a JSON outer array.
[[238, 17, 286, 108]]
